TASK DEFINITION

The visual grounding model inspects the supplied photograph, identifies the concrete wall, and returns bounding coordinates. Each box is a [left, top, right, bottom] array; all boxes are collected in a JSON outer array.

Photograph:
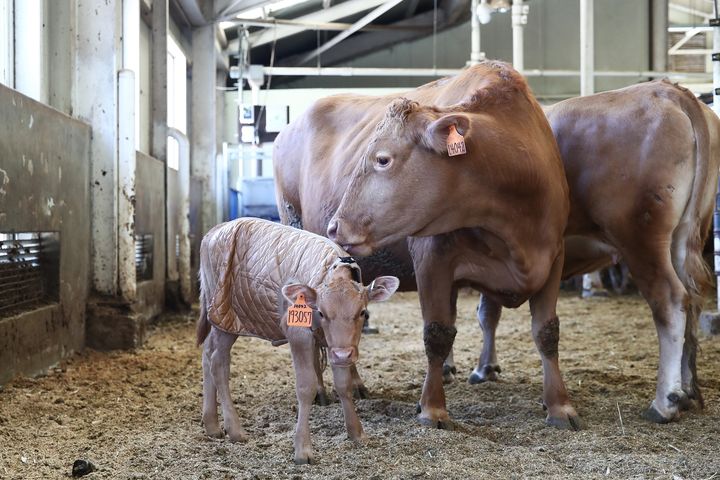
[[0, 85, 91, 384], [280, 0, 650, 97]]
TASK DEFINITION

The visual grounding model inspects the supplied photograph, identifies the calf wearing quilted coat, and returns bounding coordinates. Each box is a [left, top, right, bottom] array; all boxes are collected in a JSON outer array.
[[196, 218, 399, 464]]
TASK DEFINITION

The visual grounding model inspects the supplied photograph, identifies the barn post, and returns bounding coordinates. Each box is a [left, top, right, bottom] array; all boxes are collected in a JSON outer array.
[[118, 69, 137, 303]]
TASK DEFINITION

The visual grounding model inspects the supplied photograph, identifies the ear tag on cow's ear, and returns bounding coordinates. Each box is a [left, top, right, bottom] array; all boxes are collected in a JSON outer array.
[[287, 293, 313, 328], [446, 124, 467, 157]]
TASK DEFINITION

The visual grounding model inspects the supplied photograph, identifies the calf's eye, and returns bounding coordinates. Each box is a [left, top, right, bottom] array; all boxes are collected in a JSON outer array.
[[375, 156, 391, 168]]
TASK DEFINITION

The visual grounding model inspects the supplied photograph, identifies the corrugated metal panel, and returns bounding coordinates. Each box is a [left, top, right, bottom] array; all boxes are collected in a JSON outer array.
[[0, 232, 60, 316]]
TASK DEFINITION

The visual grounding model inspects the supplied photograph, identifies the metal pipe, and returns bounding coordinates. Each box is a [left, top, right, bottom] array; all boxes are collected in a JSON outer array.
[[470, 0, 483, 65], [580, 0, 594, 95], [712, 5, 720, 310], [259, 65, 712, 79], [118, 69, 137, 303], [511, 0, 528, 72], [167, 127, 192, 306]]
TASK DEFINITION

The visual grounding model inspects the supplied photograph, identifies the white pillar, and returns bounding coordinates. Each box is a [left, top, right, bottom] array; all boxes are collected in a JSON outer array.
[[511, 1, 528, 72], [118, 70, 137, 302], [167, 128, 192, 305], [580, 0, 594, 96], [14, 0, 47, 103], [191, 25, 218, 236], [75, 0, 122, 295]]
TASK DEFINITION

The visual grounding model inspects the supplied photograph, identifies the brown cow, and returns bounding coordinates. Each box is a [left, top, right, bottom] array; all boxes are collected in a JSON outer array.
[[196, 218, 399, 464], [275, 61, 580, 430], [461, 80, 720, 423]]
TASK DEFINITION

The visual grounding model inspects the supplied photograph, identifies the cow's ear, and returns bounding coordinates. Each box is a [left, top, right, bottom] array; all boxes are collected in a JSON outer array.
[[281, 283, 318, 309], [367, 276, 400, 302], [422, 113, 471, 155]]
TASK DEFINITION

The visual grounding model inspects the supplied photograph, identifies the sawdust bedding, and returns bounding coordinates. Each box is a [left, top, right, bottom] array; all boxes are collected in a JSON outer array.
[[1, 291, 720, 479]]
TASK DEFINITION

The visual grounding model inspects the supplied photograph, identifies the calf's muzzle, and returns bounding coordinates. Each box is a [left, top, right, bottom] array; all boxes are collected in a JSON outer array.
[[330, 347, 358, 367]]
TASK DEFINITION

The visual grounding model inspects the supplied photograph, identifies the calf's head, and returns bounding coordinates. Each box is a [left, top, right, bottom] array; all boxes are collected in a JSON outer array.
[[281, 266, 399, 367], [327, 98, 471, 256]]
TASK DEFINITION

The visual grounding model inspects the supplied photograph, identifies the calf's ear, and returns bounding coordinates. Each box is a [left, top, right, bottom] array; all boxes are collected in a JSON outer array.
[[422, 113, 471, 155], [367, 276, 400, 302], [281, 283, 318, 309]]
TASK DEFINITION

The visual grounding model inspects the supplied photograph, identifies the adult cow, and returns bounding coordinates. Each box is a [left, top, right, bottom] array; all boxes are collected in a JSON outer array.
[[455, 79, 720, 423], [274, 61, 580, 430]]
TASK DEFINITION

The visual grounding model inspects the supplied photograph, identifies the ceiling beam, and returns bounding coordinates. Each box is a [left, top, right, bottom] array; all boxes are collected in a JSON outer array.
[[215, 0, 277, 21], [297, 0, 405, 65], [222, 17, 428, 32], [228, 0, 393, 49]]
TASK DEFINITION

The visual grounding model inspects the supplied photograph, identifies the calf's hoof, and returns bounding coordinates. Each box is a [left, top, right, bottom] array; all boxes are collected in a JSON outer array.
[[546, 414, 584, 431], [227, 429, 249, 443], [642, 393, 685, 424], [294, 455, 314, 465], [468, 364, 501, 384], [353, 385, 370, 400], [442, 364, 457, 384], [314, 390, 333, 406]]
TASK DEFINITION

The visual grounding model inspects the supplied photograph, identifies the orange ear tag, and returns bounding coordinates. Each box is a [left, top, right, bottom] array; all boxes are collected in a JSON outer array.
[[287, 293, 313, 328], [446, 124, 467, 157]]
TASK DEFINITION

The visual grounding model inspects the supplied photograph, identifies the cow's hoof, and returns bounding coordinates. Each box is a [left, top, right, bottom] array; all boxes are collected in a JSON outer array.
[[680, 387, 703, 411], [353, 385, 370, 400], [314, 390, 333, 406], [442, 364, 457, 384], [468, 364, 501, 384], [546, 414, 584, 431], [418, 416, 455, 431], [362, 325, 379, 334]]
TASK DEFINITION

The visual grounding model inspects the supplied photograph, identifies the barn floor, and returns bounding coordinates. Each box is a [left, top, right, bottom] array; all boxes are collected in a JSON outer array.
[[2, 291, 720, 480]]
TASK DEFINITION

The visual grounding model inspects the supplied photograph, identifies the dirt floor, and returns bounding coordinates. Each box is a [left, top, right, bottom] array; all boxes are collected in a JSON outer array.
[[2, 291, 720, 480]]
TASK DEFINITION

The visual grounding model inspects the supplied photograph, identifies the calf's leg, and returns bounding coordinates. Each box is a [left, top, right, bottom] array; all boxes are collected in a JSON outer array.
[[332, 365, 365, 442], [208, 329, 246, 442], [529, 253, 582, 430], [290, 335, 320, 464], [469, 295, 503, 384], [201, 332, 223, 438], [313, 343, 332, 406]]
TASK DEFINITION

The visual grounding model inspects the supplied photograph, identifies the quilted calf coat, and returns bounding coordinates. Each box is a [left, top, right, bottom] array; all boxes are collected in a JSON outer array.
[[199, 217, 356, 343]]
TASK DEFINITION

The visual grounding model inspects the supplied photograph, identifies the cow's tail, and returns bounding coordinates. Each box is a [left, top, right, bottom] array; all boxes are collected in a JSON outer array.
[[673, 81, 716, 408]]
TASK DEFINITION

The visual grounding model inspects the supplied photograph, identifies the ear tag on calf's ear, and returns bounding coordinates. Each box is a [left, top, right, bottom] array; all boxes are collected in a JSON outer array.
[[447, 124, 467, 157], [287, 293, 313, 328]]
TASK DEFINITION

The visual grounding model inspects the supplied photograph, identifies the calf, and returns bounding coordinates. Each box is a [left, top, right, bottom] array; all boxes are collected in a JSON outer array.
[[196, 218, 398, 464]]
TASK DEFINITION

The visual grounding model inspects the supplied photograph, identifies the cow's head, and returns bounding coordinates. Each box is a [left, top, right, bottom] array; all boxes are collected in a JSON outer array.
[[327, 98, 471, 256], [281, 266, 399, 367]]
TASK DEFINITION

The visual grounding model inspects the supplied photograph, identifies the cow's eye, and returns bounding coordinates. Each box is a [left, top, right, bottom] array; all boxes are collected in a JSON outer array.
[[317, 311, 324, 319], [375, 155, 391, 168]]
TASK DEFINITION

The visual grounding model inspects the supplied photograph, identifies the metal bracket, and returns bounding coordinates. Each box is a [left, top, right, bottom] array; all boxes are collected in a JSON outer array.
[[715, 88, 720, 96], [714, 53, 720, 61], [710, 18, 720, 26]]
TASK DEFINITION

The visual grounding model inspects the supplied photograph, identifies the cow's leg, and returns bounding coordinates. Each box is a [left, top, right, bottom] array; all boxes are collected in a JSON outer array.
[[208, 329, 246, 442], [413, 254, 456, 429], [313, 343, 332, 406], [201, 330, 223, 438], [442, 287, 459, 384], [622, 249, 688, 423], [529, 253, 582, 430], [469, 295, 503, 384], [332, 365, 365, 442], [289, 336, 318, 464]]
